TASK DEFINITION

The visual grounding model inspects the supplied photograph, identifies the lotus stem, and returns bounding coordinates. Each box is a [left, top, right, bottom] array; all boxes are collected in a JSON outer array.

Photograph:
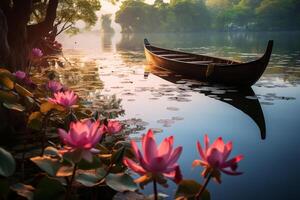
[[195, 171, 213, 200], [65, 164, 77, 200], [153, 179, 158, 200], [41, 113, 51, 155]]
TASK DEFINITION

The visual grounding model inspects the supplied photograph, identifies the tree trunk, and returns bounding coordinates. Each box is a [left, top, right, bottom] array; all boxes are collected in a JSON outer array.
[[6, 0, 33, 71], [28, 0, 59, 46], [0, 8, 10, 67], [0, 0, 59, 71]]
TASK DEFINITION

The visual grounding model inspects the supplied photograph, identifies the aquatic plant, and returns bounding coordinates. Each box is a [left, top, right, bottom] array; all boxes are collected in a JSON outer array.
[[0, 65, 245, 200], [46, 80, 63, 93], [13, 70, 27, 80], [58, 119, 104, 163], [31, 48, 43, 59], [193, 134, 244, 178], [105, 120, 123, 134], [123, 129, 182, 200], [191, 135, 243, 199], [49, 90, 78, 108]]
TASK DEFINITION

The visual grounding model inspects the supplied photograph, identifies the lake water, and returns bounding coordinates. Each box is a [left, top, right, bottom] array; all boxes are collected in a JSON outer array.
[[57, 31, 300, 200]]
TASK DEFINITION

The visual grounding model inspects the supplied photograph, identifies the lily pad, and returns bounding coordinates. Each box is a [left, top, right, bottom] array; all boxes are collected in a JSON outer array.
[[10, 183, 34, 200], [34, 176, 65, 200], [175, 179, 210, 200], [3, 102, 26, 112], [0, 147, 16, 177], [30, 156, 60, 177], [106, 173, 138, 192]]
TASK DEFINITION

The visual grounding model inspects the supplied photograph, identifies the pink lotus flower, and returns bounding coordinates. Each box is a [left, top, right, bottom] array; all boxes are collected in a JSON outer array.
[[105, 120, 122, 134], [46, 80, 63, 93], [193, 135, 243, 179], [49, 90, 78, 108], [58, 119, 104, 162], [13, 70, 26, 80], [31, 48, 43, 59], [123, 129, 183, 186], [13, 71, 36, 89]]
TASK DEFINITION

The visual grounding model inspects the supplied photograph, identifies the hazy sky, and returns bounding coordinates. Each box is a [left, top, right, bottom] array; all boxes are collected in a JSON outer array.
[[101, 0, 171, 14], [96, 0, 170, 32]]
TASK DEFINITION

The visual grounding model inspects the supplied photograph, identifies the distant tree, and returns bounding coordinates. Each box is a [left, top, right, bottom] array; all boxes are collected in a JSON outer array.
[[101, 14, 115, 33], [256, 0, 300, 30], [116, 0, 158, 33], [116, 0, 211, 33], [168, 0, 211, 32]]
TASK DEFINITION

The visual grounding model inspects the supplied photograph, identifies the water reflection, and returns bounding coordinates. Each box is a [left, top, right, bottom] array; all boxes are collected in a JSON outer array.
[[56, 31, 300, 199], [145, 65, 266, 139]]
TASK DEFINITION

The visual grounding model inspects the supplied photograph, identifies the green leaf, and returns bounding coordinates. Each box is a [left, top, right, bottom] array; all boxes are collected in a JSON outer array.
[[0, 90, 19, 103], [40, 101, 64, 113], [0, 69, 14, 89], [0, 68, 12, 76], [0, 179, 10, 199], [175, 179, 210, 200], [76, 173, 100, 187], [24, 96, 35, 110], [28, 112, 43, 130], [0, 76, 14, 89], [44, 146, 59, 157], [0, 147, 16, 177], [77, 156, 101, 170], [96, 167, 107, 179], [111, 146, 126, 164], [56, 165, 74, 177], [106, 173, 137, 192], [10, 183, 34, 200], [34, 176, 65, 200], [30, 156, 60, 177], [15, 83, 33, 97], [3, 102, 25, 112]]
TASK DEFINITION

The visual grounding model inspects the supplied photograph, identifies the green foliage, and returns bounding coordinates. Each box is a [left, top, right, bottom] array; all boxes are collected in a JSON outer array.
[[105, 173, 138, 192], [116, 0, 300, 32], [116, 0, 211, 33], [176, 179, 210, 200], [34, 176, 65, 200], [10, 183, 35, 200], [0, 147, 16, 177], [31, 0, 101, 35], [0, 179, 10, 199], [101, 14, 115, 33]]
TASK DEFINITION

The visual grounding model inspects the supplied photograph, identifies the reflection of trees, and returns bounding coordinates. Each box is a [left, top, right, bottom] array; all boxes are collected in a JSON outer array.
[[94, 94, 125, 119], [264, 67, 300, 85], [56, 58, 104, 98], [101, 14, 115, 34]]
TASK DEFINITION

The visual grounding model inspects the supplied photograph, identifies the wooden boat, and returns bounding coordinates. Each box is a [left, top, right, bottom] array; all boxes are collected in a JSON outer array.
[[145, 66, 266, 139], [144, 39, 273, 87]]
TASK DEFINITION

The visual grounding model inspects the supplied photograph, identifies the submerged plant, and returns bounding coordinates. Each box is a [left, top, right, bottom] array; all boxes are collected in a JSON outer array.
[[123, 129, 182, 200]]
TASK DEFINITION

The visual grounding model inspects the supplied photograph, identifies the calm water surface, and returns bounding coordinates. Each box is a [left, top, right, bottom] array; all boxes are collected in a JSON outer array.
[[57, 32, 300, 200]]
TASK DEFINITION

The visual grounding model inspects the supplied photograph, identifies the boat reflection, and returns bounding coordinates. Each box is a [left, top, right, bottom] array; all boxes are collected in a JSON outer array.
[[145, 64, 266, 140]]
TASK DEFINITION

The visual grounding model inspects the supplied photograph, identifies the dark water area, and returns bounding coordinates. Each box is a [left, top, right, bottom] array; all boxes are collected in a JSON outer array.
[[57, 31, 300, 200]]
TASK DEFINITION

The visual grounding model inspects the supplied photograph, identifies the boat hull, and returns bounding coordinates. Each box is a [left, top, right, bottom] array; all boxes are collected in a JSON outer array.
[[144, 39, 273, 87]]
